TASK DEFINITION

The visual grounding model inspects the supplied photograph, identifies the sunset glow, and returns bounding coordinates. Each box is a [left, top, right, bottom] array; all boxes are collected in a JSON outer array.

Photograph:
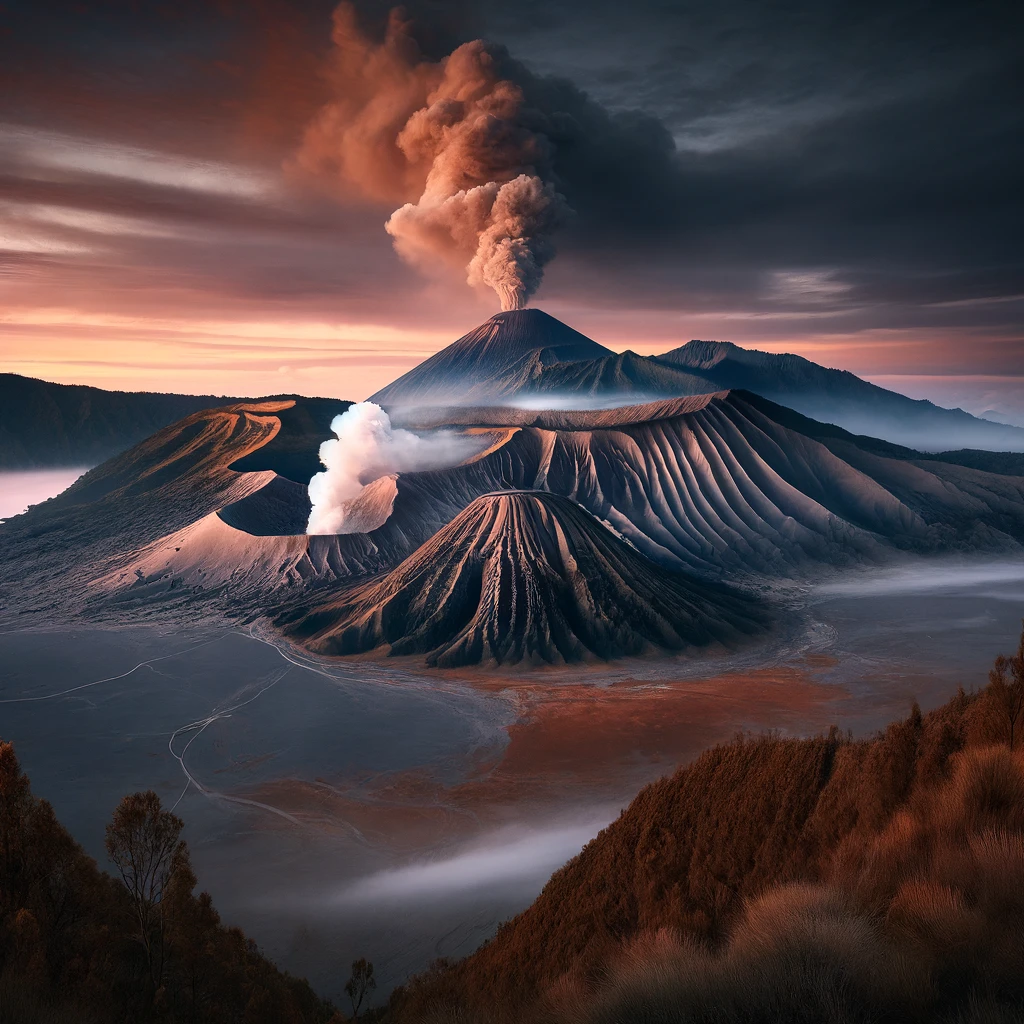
[[1, 2, 1021, 415]]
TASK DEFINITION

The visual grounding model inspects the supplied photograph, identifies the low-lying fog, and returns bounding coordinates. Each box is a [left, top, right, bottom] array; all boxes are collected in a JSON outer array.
[[0, 467, 87, 521], [2, 556, 1023, 1006], [814, 560, 1024, 598], [325, 818, 615, 909]]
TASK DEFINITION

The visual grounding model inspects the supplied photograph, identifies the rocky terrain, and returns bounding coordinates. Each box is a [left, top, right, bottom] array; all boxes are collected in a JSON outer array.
[[281, 490, 768, 666], [6, 310, 1024, 667]]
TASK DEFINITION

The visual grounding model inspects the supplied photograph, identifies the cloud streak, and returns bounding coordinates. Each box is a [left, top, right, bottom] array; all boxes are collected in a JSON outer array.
[[0, 0, 1020, 397], [325, 817, 610, 908], [815, 560, 1024, 599]]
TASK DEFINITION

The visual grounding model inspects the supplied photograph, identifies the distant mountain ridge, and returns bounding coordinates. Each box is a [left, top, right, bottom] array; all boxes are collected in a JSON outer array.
[[0, 373, 252, 469], [7, 313, 1023, 470], [658, 340, 1024, 452], [371, 310, 1024, 453]]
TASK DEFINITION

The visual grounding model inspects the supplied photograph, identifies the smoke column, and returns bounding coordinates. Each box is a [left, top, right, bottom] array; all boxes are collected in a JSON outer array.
[[295, 5, 569, 309], [307, 402, 483, 535]]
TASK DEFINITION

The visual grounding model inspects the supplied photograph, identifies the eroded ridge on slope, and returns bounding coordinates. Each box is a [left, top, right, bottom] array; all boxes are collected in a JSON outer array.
[[281, 490, 769, 667], [8, 389, 1024, 630]]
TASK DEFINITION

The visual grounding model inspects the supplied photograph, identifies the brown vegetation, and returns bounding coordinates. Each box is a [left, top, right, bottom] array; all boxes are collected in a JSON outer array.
[[0, 744, 333, 1023], [4, 630, 1024, 1023], [388, 628, 1024, 1023]]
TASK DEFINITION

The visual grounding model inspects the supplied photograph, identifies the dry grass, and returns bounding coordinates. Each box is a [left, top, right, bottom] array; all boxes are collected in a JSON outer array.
[[560, 886, 928, 1024], [555, 746, 1024, 1024], [390, 638, 1024, 1024]]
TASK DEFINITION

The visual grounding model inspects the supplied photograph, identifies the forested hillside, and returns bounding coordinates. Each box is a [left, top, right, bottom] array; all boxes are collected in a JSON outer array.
[[391, 634, 1024, 1023], [0, 745, 335, 1023]]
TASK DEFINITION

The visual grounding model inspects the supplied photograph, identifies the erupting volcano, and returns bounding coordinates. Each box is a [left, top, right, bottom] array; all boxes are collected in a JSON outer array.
[[6, 309, 1024, 669]]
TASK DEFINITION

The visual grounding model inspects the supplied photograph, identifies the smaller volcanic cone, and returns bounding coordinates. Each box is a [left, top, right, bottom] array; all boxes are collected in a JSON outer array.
[[282, 490, 769, 667]]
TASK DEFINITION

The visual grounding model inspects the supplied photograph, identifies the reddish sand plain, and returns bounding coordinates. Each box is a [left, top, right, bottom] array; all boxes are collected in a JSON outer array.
[[245, 657, 849, 848]]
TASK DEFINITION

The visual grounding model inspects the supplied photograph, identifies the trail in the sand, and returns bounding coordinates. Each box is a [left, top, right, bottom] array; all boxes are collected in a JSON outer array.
[[0, 632, 230, 704]]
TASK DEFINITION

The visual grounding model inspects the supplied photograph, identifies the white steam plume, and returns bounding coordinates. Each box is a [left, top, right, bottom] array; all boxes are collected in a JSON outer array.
[[307, 402, 483, 535]]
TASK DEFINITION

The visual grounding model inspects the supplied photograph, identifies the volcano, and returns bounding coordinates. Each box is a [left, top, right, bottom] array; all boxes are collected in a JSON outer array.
[[7, 388, 1024, 639], [281, 490, 768, 667], [370, 308, 711, 409], [370, 309, 1024, 452], [7, 309, 1024, 669], [370, 309, 613, 408]]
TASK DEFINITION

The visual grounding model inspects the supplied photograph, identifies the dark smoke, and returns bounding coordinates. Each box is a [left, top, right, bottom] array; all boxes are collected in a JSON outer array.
[[293, 3, 675, 308]]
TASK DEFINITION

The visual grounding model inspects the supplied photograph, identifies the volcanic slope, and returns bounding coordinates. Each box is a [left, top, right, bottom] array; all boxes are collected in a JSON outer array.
[[282, 491, 768, 667], [8, 391, 1024, 628], [373, 309, 654, 407], [103, 385, 1024, 627], [0, 373, 253, 469], [371, 309, 1024, 451], [7, 387, 1024, 637], [371, 309, 713, 409], [659, 340, 1024, 452], [367, 391, 1024, 580], [0, 397, 350, 610], [0, 395, 513, 620]]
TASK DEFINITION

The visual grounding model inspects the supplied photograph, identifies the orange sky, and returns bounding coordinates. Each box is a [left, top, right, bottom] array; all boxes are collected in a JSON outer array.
[[1, 3, 1021, 418], [4, 301, 1009, 404], [0, 120, 1017, 409]]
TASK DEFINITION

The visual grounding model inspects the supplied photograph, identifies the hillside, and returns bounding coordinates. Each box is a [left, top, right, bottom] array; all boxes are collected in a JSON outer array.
[[0, 742, 334, 1022], [660, 340, 1024, 452], [282, 490, 768, 666], [390, 645, 1024, 1022], [0, 373, 258, 469], [0, 397, 354, 619], [371, 310, 1024, 452], [6, 392, 1024, 642]]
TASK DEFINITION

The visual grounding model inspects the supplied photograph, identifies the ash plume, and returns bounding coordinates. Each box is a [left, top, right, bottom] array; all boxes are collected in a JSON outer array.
[[295, 4, 569, 310], [307, 401, 482, 535]]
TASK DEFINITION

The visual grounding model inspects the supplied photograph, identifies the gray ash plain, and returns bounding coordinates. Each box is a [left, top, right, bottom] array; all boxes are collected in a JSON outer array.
[[2, 557, 1023, 1002]]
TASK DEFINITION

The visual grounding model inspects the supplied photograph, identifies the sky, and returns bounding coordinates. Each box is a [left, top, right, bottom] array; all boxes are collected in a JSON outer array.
[[1, 0, 1022, 415]]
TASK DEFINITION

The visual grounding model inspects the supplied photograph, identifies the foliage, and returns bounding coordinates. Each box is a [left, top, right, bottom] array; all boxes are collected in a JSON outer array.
[[980, 619, 1024, 750], [345, 958, 377, 1018], [105, 790, 184, 991], [388, 628, 1024, 1023], [0, 753, 334, 1024]]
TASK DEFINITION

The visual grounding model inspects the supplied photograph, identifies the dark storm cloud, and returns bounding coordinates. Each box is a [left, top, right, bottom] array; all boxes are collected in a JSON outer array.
[[288, 0, 1023, 326], [0, 0, 1021, 362]]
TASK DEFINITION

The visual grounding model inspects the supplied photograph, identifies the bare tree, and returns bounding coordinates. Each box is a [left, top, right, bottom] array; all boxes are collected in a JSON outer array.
[[989, 622, 1024, 751], [105, 790, 184, 990], [344, 957, 376, 1019]]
